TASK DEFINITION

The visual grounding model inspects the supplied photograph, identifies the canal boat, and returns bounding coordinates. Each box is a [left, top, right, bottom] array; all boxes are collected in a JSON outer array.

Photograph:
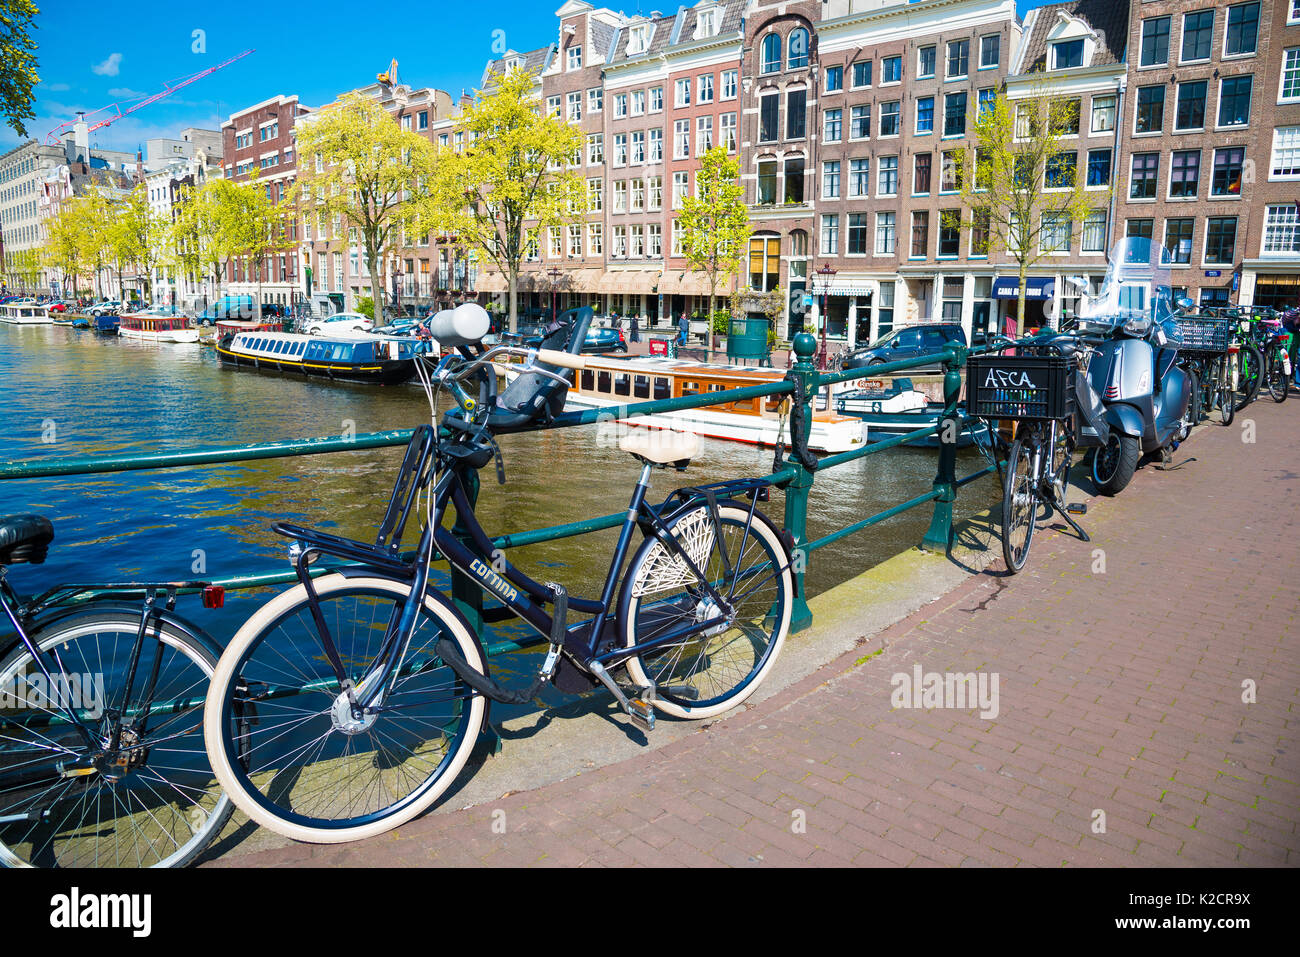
[[0, 301, 51, 325], [215, 330, 429, 385], [834, 377, 987, 448], [519, 354, 866, 453], [52, 315, 92, 329], [118, 308, 200, 343], [94, 313, 120, 334]]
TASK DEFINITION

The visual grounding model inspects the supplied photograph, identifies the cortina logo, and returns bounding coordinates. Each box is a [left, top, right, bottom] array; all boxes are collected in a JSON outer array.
[[982, 368, 1035, 390], [470, 558, 519, 603]]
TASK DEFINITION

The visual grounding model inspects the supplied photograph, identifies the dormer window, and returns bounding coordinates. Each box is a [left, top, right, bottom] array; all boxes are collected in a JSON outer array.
[[627, 23, 653, 56], [505, 55, 525, 73], [567, 45, 582, 71], [695, 7, 719, 39], [1052, 39, 1084, 69]]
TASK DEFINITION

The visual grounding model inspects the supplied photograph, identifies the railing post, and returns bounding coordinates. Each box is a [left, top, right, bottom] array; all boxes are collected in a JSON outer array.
[[921, 342, 965, 552], [450, 468, 485, 635], [783, 331, 819, 633]]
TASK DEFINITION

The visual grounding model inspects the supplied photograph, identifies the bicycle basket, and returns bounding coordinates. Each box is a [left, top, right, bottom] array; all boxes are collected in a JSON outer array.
[[966, 354, 1070, 422], [1171, 317, 1232, 354]]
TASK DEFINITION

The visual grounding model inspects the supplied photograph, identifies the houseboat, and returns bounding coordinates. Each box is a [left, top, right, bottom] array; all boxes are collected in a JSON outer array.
[[118, 308, 200, 343], [0, 301, 51, 325], [215, 330, 430, 385], [532, 354, 867, 453], [834, 377, 987, 448]]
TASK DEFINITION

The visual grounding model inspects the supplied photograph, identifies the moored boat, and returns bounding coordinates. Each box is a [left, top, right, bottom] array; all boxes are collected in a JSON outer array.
[[834, 377, 987, 448], [215, 330, 430, 385], [0, 301, 51, 325], [119, 308, 199, 343], [531, 354, 866, 453]]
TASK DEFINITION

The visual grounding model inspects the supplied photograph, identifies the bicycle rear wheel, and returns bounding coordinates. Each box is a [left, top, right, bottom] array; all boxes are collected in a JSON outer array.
[[1001, 437, 1037, 574], [204, 574, 487, 844], [1267, 351, 1289, 402], [619, 503, 793, 720], [0, 611, 231, 868]]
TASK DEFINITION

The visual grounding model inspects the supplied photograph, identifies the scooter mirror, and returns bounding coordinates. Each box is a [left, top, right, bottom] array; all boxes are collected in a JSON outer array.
[[1176, 297, 1195, 311]]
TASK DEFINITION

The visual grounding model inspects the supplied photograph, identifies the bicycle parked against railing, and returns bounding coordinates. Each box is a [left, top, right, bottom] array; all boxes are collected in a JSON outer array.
[[1172, 312, 1236, 427], [967, 336, 1092, 574], [0, 517, 233, 867], [1259, 314, 1292, 403], [203, 305, 795, 844]]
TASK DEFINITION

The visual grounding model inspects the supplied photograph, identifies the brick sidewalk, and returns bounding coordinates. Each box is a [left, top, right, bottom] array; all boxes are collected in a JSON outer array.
[[214, 400, 1299, 867]]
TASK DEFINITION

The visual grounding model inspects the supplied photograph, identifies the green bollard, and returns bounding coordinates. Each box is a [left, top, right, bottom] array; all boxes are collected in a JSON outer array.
[[782, 331, 819, 633], [921, 342, 965, 552]]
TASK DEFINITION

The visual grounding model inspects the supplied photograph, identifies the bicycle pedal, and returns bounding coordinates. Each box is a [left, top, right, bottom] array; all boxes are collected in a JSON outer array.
[[626, 697, 656, 733], [1065, 503, 1087, 515]]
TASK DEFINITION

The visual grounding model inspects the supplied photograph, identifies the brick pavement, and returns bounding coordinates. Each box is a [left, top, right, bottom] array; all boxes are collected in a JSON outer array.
[[213, 399, 1299, 867]]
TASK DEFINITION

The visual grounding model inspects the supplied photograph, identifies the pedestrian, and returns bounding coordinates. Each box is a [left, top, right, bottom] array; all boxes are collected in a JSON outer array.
[[630, 313, 640, 344], [678, 311, 689, 346]]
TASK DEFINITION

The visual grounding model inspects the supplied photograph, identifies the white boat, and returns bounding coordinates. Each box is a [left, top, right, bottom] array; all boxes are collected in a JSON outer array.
[[519, 354, 867, 453], [0, 301, 51, 325], [118, 308, 200, 343]]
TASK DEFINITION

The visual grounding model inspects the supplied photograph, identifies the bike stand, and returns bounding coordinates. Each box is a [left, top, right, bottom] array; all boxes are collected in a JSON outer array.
[[1154, 447, 1196, 472], [1051, 500, 1090, 543]]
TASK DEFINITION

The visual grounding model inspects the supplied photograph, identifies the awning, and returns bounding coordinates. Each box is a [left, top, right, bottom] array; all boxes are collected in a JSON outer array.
[[661, 270, 717, 297], [598, 269, 663, 294], [992, 276, 1055, 300], [1254, 274, 1300, 287], [822, 279, 878, 297], [477, 271, 507, 293]]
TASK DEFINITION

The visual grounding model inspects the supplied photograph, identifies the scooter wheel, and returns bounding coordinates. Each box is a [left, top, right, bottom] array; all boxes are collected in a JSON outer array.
[[1091, 433, 1139, 496]]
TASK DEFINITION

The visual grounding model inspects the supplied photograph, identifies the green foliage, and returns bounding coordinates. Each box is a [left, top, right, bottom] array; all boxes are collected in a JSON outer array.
[[0, 1, 39, 137], [679, 147, 750, 354], [354, 295, 375, 320], [711, 310, 730, 336]]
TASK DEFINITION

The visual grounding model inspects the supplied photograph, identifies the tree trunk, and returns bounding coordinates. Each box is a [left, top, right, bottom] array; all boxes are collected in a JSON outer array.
[[255, 258, 263, 323], [368, 251, 383, 324], [508, 267, 519, 335], [706, 280, 717, 359], [1016, 259, 1029, 338]]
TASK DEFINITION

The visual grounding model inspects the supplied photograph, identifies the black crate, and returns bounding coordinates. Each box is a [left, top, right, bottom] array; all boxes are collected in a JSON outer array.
[[1172, 317, 1233, 354], [966, 354, 1071, 422]]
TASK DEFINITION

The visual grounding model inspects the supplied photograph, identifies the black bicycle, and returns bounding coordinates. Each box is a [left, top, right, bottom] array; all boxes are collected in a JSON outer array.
[[0, 517, 233, 867], [204, 308, 795, 844]]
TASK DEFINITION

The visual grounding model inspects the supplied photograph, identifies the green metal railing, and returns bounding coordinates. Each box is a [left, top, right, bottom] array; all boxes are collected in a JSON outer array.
[[1, 331, 997, 642]]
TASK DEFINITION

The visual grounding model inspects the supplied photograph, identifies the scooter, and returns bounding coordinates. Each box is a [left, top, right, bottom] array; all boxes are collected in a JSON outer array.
[[1077, 296, 1194, 495]]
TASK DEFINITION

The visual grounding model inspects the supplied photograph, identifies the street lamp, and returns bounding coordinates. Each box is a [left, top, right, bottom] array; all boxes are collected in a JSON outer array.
[[816, 264, 837, 370], [546, 265, 562, 323]]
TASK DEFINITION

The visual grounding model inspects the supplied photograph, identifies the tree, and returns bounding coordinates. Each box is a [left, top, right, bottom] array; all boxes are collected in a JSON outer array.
[[173, 179, 244, 306], [41, 204, 88, 298], [431, 68, 583, 333], [0, 1, 39, 137], [223, 173, 292, 322], [295, 92, 439, 318], [952, 84, 1107, 335], [678, 146, 750, 357], [114, 185, 172, 304]]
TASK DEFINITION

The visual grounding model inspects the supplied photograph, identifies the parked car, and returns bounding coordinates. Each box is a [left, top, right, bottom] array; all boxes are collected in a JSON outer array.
[[48, 301, 69, 313], [511, 322, 627, 354], [305, 311, 374, 335], [840, 322, 967, 372], [88, 300, 123, 317]]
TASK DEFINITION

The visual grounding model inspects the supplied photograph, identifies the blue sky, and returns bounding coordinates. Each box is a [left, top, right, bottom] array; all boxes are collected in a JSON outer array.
[[8, 0, 1051, 153]]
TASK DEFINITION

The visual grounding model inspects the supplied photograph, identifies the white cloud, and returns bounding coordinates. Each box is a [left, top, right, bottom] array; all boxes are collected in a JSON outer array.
[[43, 82, 71, 92], [91, 53, 122, 77], [107, 87, 145, 98]]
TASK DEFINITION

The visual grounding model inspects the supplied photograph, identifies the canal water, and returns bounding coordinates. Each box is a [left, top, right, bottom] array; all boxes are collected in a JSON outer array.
[[1, 325, 997, 664]]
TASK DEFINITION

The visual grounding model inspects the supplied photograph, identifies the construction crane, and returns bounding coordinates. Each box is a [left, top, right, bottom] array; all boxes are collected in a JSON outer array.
[[377, 59, 400, 86], [45, 49, 256, 145]]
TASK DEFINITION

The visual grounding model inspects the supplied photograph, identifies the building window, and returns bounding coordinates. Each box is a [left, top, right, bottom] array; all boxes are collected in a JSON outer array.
[[943, 93, 967, 136], [918, 46, 936, 79], [947, 39, 969, 78], [980, 34, 1000, 69], [878, 282, 895, 335], [587, 178, 603, 211], [612, 180, 627, 213], [938, 213, 960, 257], [698, 74, 714, 104], [1270, 126, 1300, 179], [1082, 210, 1107, 252], [1046, 151, 1077, 189], [760, 94, 780, 142], [847, 213, 868, 254], [612, 133, 627, 166], [978, 87, 996, 118], [1136, 86, 1164, 133], [1162, 219, 1193, 264], [1087, 148, 1112, 186], [788, 28, 809, 69], [648, 175, 662, 210], [672, 171, 688, 208], [567, 92, 582, 122], [1263, 204, 1300, 254], [650, 86, 664, 111], [695, 116, 713, 155], [761, 34, 781, 74], [720, 114, 736, 153], [820, 214, 839, 255], [1225, 3, 1260, 57], [1169, 150, 1200, 198], [1041, 214, 1071, 253], [825, 65, 843, 92], [1211, 147, 1245, 195], [1053, 39, 1084, 69], [1140, 17, 1171, 67], [1218, 76, 1253, 127], [823, 160, 841, 198], [880, 101, 900, 137], [1205, 217, 1237, 264], [1090, 94, 1116, 133], [1130, 152, 1159, 198], [876, 212, 896, 254], [674, 120, 689, 158], [784, 158, 805, 203], [911, 211, 929, 258], [882, 56, 901, 83], [1175, 81, 1207, 130], [757, 160, 777, 205], [849, 158, 869, 197], [1281, 49, 1300, 102], [787, 88, 806, 139], [1182, 10, 1214, 62], [1127, 218, 1154, 240], [649, 127, 664, 161], [824, 108, 842, 142], [567, 45, 582, 71], [852, 60, 872, 88], [587, 133, 603, 165], [916, 97, 934, 134], [914, 153, 932, 194], [878, 156, 898, 196]]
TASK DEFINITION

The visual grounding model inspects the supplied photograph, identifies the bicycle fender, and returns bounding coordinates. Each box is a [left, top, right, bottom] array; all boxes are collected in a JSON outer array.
[[1, 601, 224, 664]]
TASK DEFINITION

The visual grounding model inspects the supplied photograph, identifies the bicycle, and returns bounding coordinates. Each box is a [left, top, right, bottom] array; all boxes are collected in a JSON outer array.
[[1173, 312, 1236, 427], [1259, 316, 1292, 403], [0, 517, 233, 867], [203, 307, 796, 844], [967, 335, 1090, 574]]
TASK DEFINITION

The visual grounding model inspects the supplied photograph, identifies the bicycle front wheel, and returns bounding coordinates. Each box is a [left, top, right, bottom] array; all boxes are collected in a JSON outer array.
[[204, 574, 487, 844], [0, 612, 231, 868], [1001, 437, 1037, 574], [619, 503, 793, 720], [1267, 352, 1289, 403]]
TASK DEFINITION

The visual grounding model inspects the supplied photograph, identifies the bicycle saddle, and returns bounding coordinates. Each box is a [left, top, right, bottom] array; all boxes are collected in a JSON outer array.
[[620, 430, 700, 470], [0, 514, 54, 565]]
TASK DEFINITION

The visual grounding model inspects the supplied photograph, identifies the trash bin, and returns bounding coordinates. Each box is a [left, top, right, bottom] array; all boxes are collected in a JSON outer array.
[[725, 316, 771, 366]]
